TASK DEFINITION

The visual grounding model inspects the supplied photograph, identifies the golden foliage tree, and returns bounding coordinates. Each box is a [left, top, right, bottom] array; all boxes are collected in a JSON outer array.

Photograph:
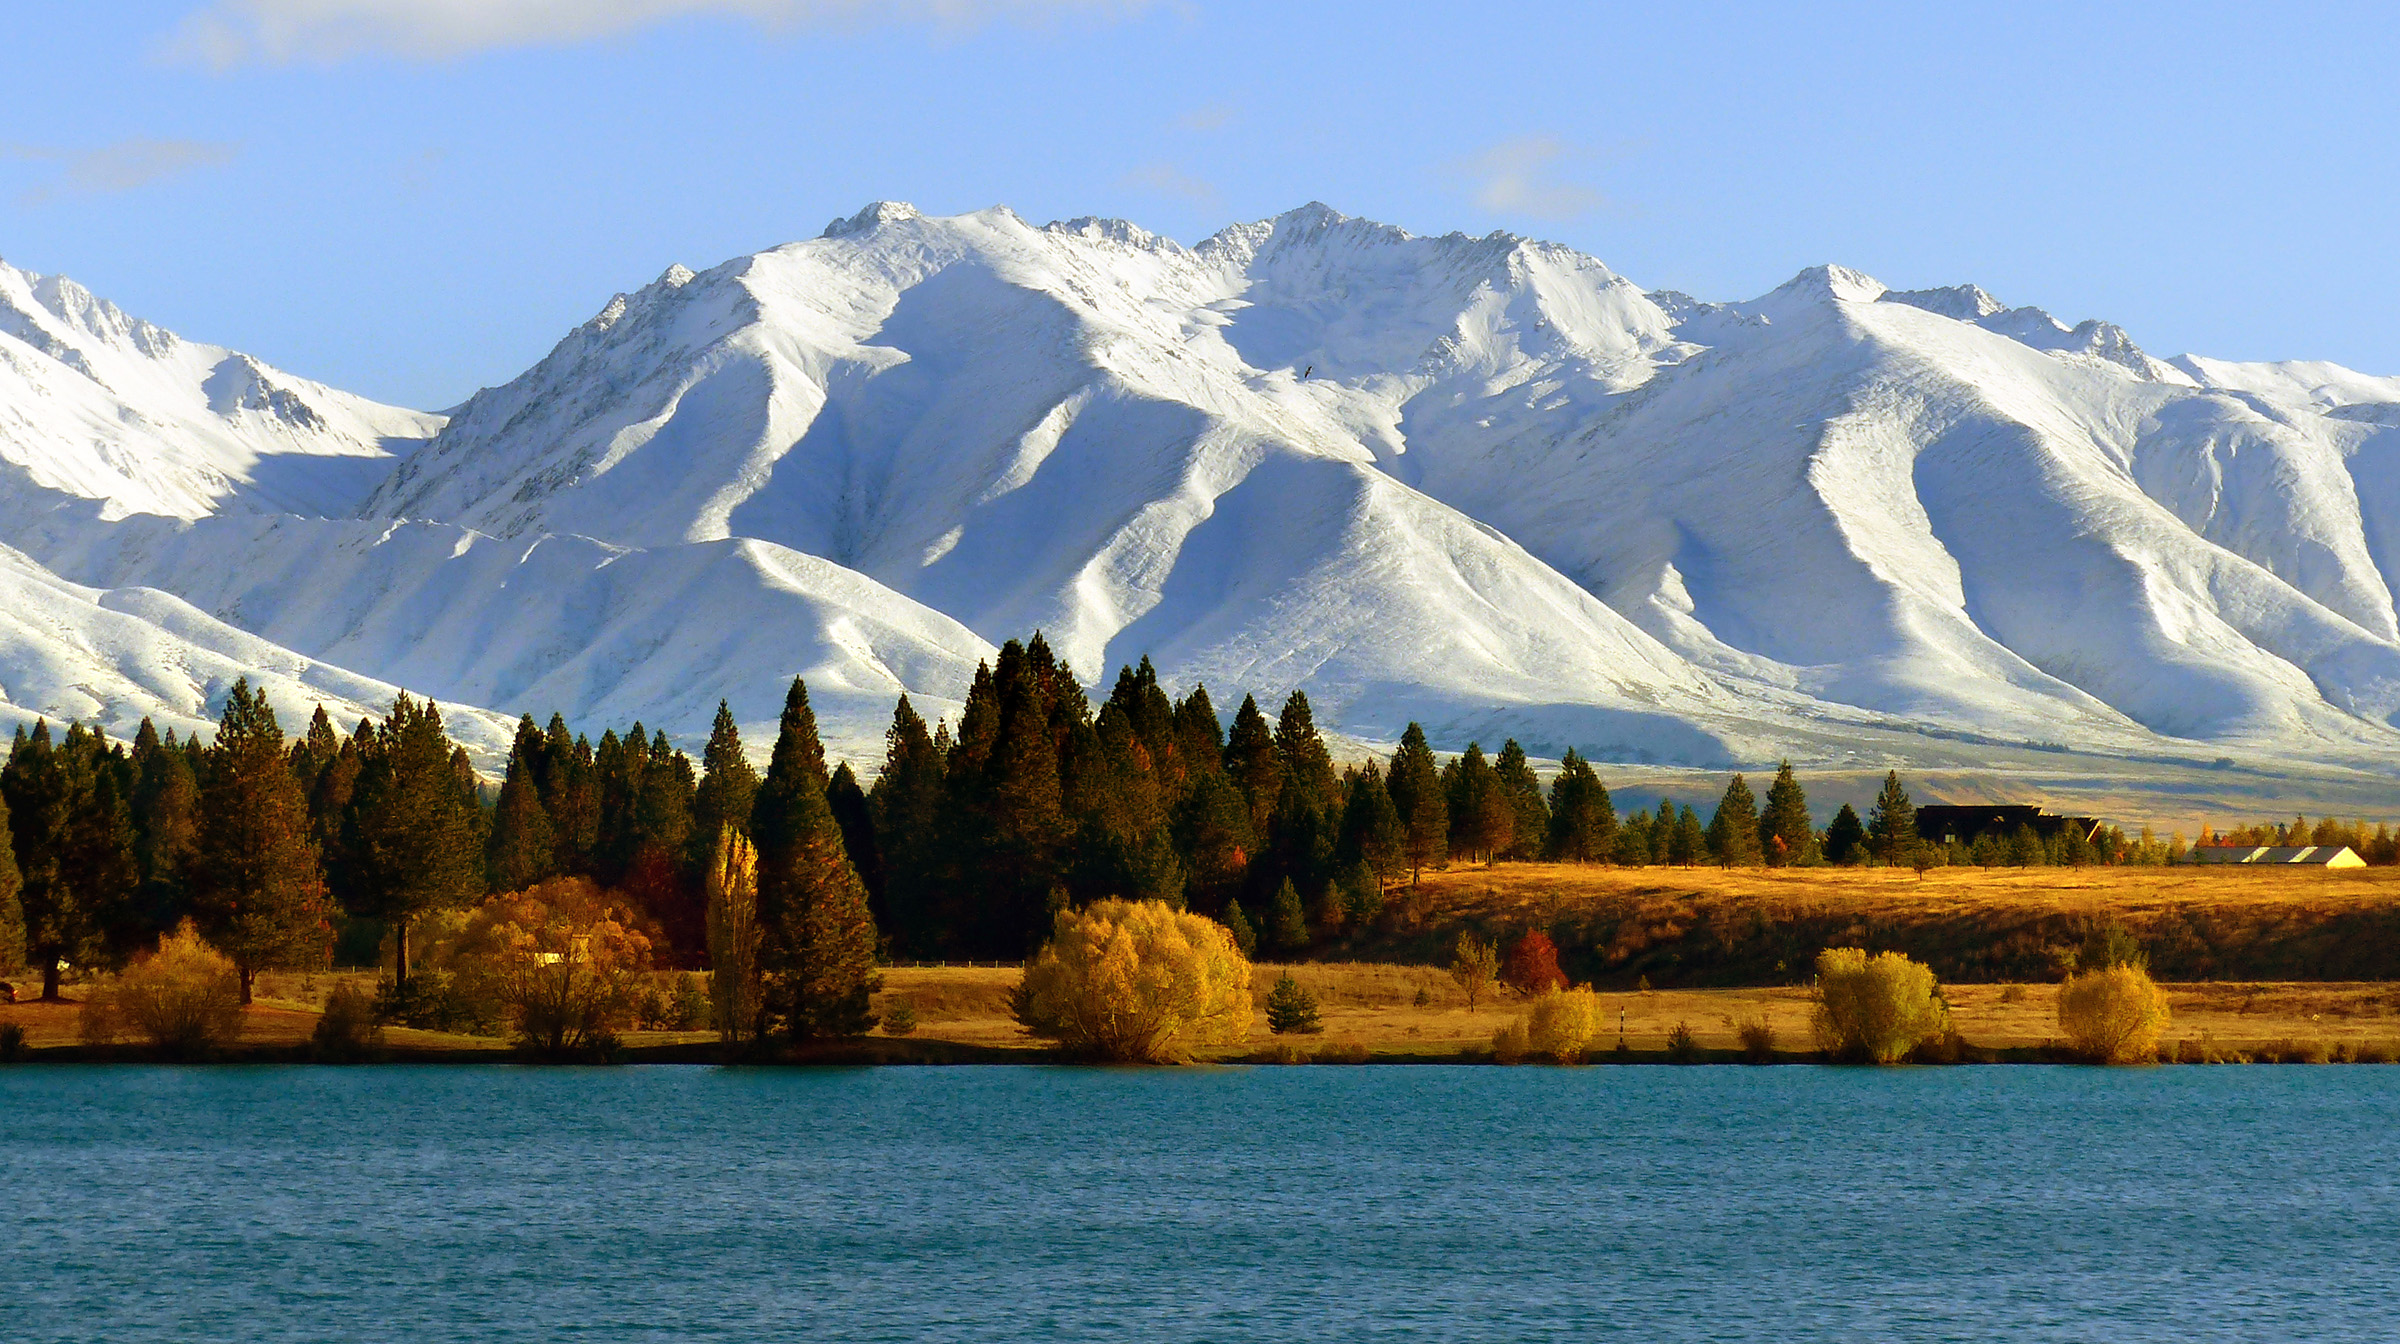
[[1013, 897, 1252, 1062], [1812, 947, 1948, 1064], [1524, 986, 1602, 1063], [1449, 931, 1499, 1011], [2058, 963, 2170, 1064], [77, 921, 244, 1058], [442, 876, 654, 1055], [705, 828, 761, 1048]]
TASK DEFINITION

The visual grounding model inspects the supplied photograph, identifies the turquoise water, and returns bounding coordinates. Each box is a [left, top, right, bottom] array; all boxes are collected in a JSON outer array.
[[3, 1065, 2395, 1342]]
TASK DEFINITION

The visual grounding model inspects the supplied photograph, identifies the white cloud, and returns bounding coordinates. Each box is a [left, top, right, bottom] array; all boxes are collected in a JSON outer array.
[[1449, 136, 1606, 221], [1121, 161, 1216, 206], [4, 139, 239, 204], [171, 0, 1156, 65]]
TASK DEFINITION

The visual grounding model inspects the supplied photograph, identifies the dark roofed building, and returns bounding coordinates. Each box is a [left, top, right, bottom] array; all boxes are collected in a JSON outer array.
[[1915, 804, 2100, 847]]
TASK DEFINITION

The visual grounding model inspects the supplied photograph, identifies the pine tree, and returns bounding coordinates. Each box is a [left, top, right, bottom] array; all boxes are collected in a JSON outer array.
[[1265, 973, 1323, 1035], [1387, 724, 1448, 882], [1651, 798, 1675, 864], [1758, 761, 1813, 867], [1221, 898, 1257, 959], [1272, 692, 1338, 817], [192, 679, 330, 1003], [1824, 803, 1868, 865], [58, 725, 140, 971], [1867, 771, 1917, 864], [0, 784, 21, 974], [130, 719, 199, 936], [826, 761, 881, 913], [335, 694, 485, 990], [1268, 877, 1308, 956], [1223, 695, 1283, 837], [1705, 774, 1761, 868], [1614, 808, 1653, 865], [1671, 804, 1705, 867], [1175, 770, 1255, 914], [538, 717, 600, 875], [485, 719, 556, 894], [1337, 763, 1404, 882], [1544, 749, 1617, 862], [749, 677, 881, 1039], [868, 695, 946, 955], [704, 827, 761, 1048], [1491, 740, 1548, 861]]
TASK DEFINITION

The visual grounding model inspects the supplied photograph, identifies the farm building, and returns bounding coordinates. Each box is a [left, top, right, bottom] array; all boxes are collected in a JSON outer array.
[[2185, 845, 2367, 868], [1914, 804, 2101, 847]]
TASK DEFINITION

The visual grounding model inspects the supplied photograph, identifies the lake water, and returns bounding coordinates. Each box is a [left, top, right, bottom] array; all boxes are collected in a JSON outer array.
[[3, 1064, 2395, 1342]]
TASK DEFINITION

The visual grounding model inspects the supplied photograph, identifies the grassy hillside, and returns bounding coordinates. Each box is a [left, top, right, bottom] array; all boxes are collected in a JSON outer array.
[[1325, 863, 2400, 986]]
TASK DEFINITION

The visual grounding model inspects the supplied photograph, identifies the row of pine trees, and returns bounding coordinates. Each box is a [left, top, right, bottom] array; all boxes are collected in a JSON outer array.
[[5, 633, 2382, 1014]]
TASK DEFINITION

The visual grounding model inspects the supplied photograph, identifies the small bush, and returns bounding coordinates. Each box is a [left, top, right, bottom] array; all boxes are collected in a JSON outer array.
[[1736, 1018, 1775, 1064], [2353, 1041, 2395, 1065], [882, 1001, 918, 1037], [1665, 1021, 1700, 1064], [1490, 1021, 1529, 1064], [79, 923, 244, 1059], [373, 971, 502, 1036], [1525, 986, 1602, 1063], [1312, 1039, 1369, 1065], [311, 981, 386, 1062], [1999, 984, 2027, 1005], [1449, 933, 1499, 1011], [1266, 974, 1323, 1035], [2058, 963, 2170, 1064], [1412, 985, 1431, 1008], [669, 972, 710, 1031], [1813, 948, 1948, 1064], [0, 1022, 25, 1062], [1259, 1040, 1309, 1065], [1014, 898, 1252, 1063]]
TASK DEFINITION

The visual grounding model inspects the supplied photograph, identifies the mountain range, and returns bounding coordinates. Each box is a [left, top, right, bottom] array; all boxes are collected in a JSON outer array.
[[5, 202, 2398, 819]]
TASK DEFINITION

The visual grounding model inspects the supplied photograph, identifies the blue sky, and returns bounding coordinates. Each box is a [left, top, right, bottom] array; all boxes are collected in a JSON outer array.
[[4, 1, 2395, 410]]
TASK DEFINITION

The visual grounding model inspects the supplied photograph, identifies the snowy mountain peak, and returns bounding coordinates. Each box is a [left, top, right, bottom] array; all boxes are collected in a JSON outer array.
[[1882, 283, 2008, 320], [822, 200, 925, 238]]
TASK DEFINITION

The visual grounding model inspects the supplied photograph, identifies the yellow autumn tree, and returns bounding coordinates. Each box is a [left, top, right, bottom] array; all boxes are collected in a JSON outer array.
[[442, 877, 654, 1056], [2058, 963, 2170, 1064], [1812, 947, 1948, 1064], [1523, 986, 1603, 1063], [1013, 897, 1252, 1062], [77, 921, 244, 1058], [705, 828, 761, 1049]]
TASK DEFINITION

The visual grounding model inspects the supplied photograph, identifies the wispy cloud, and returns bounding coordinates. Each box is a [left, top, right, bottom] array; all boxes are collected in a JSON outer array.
[[1121, 161, 1217, 207], [1448, 135, 1607, 221], [170, 0, 1158, 65], [1176, 102, 1234, 132], [3, 138, 239, 204]]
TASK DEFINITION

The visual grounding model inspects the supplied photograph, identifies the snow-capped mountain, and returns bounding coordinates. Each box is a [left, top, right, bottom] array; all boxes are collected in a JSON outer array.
[[3, 204, 2398, 814]]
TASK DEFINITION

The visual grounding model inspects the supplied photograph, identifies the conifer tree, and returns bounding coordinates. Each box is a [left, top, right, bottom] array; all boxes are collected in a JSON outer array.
[[336, 695, 485, 990], [1386, 724, 1448, 883], [1444, 743, 1514, 863], [1758, 761, 1814, 867], [868, 695, 945, 954], [1337, 763, 1404, 882], [1614, 808, 1653, 865], [1672, 805, 1705, 867], [1223, 695, 1283, 836], [1544, 749, 1617, 862], [1651, 798, 1675, 864], [1705, 774, 1761, 868], [1492, 740, 1548, 861], [130, 719, 199, 935], [485, 738, 556, 894], [1268, 876, 1308, 956], [1220, 897, 1257, 959], [291, 706, 342, 800], [1272, 692, 1338, 817], [0, 785, 21, 974], [51, 725, 140, 973], [1265, 973, 1322, 1035], [192, 679, 330, 1003], [1824, 803, 1868, 865], [1867, 771, 1917, 864], [1175, 769, 1254, 914], [826, 761, 881, 911], [749, 677, 881, 1038], [537, 717, 600, 875]]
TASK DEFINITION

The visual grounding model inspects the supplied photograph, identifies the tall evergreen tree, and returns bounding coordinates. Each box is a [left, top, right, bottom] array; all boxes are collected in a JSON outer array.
[[0, 784, 21, 974], [1705, 774, 1761, 868], [1759, 761, 1815, 867], [1614, 808, 1654, 865], [485, 726, 557, 895], [1672, 804, 1706, 867], [691, 701, 760, 867], [749, 677, 881, 1038], [1492, 740, 1549, 861], [1175, 769, 1255, 914], [869, 695, 946, 955], [1386, 724, 1448, 883], [56, 725, 140, 971], [192, 680, 330, 1003], [336, 695, 485, 990], [1867, 771, 1917, 864], [1268, 877, 1308, 956], [826, 761, 881, 918], [1444, 743, 1513, 863], [1223, 695, 1284, 836], [130, 718, 199, 938], [538, 717, 600, 876], [1272, 692, 1338, 817], [1544, 749, 1617, 862], [1337, 763, 1404, 882], [704, 828, 761, 1048], [1650, 798, 1675, 864], [1823, 803, 1868, 865]]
